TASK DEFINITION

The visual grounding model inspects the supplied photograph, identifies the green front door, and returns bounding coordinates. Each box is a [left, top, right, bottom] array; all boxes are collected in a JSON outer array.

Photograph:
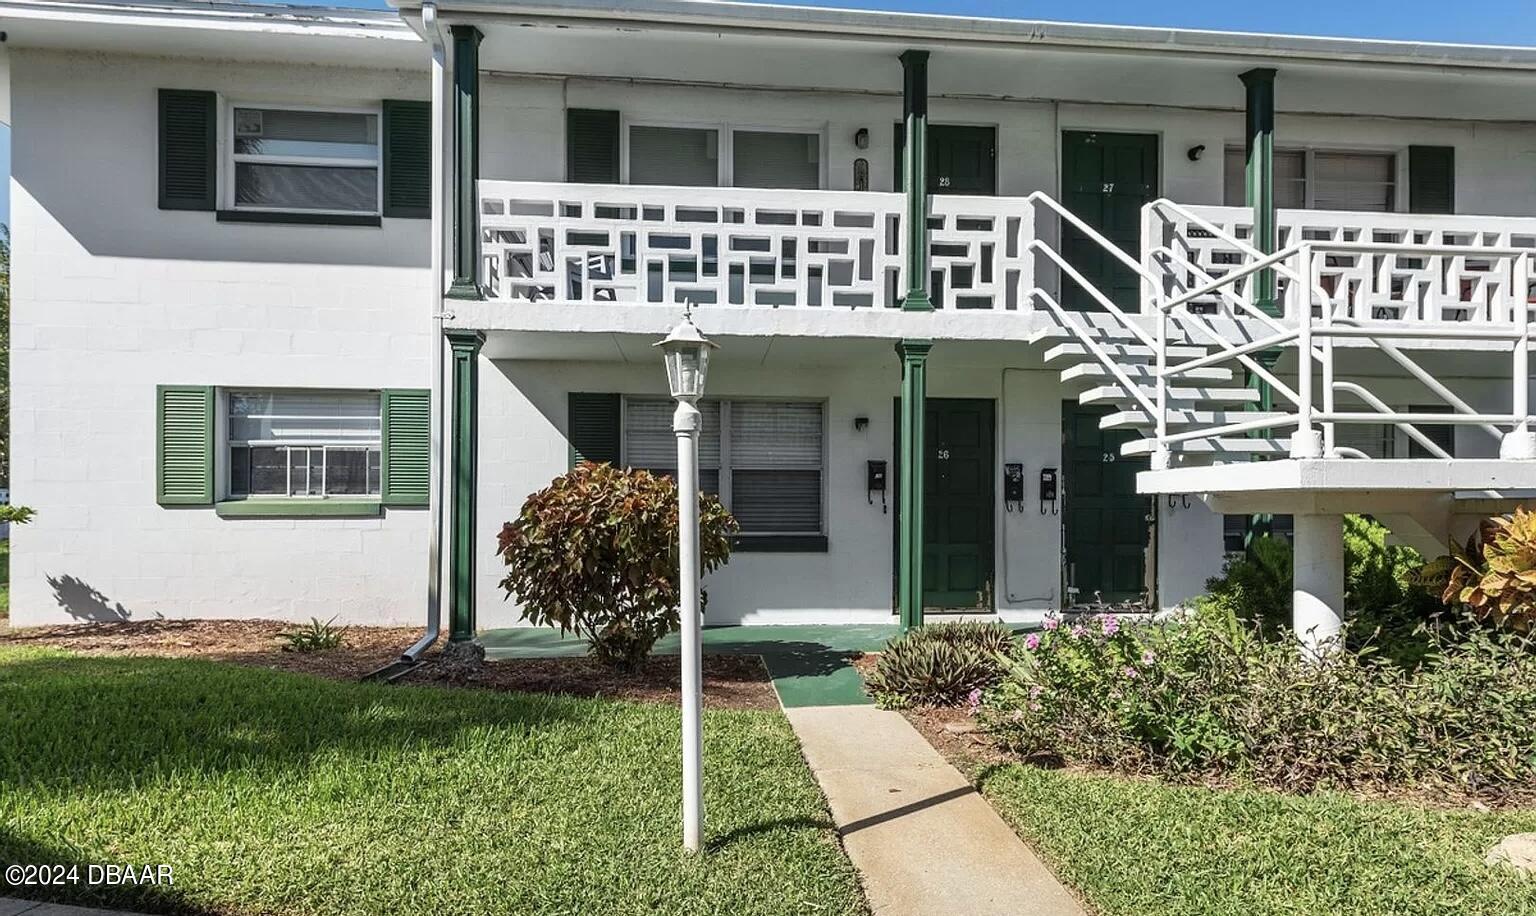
[[895, 398, 996, 611], [1062, 402, 1150, 605], [1061, 131, 1159, 311], [894, 124, 997, 196]]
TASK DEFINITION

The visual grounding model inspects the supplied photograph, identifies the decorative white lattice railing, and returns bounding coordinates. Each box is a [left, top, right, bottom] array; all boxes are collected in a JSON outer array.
[[1145, 204, 1536, 324], [478, 180, 1033, 310]]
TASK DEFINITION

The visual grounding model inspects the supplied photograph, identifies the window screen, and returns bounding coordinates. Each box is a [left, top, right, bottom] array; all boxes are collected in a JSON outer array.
[[623, 398, 722, 495], [622, 397, 824, 535], [1334, 422, 1394, 459], [628, 126, 719, 186], [732, 131, 821, 189], [729, 401, 823, 534], [228, 391, 381, 498], [1313, 152, 1395, 212], [232, 107, 379, 213]]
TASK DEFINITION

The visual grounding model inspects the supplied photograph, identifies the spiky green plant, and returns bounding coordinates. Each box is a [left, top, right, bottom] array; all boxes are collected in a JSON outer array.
[[864, 621, 1017, 708], [278, 616, 347, 653]]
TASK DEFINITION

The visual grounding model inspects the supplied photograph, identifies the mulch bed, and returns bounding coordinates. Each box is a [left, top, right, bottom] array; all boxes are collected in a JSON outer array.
[[0, 619, 779, 711]]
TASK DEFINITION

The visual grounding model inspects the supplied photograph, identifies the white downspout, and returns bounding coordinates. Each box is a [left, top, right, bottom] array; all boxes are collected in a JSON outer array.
[[402, 0, 450, 663]]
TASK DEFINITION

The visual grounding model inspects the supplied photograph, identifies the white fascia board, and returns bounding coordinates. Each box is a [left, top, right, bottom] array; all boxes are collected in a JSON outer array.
[[394, 0, 1536, 73]]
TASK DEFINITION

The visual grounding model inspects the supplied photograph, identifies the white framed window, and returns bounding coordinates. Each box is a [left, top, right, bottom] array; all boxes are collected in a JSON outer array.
[[1223, 147, 1398, 212], [624, 121, 825, 189], [227, 390, 382, 499], [227, 103, 382, 215], [621, 396, 826, 537]]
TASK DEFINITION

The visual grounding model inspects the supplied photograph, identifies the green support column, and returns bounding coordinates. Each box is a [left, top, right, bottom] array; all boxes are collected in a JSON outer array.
[[1241, 68, 1278, 316], [899, 49, 933, 312], [1241, 69, 1280, 546], [896, 339, 932, 630], [447, 329, 484, 643], [448, 25, 484, 301]]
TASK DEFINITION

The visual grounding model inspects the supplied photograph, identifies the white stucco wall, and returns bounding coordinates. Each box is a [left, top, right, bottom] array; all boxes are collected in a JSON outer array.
[[8, 49, 433, 626]]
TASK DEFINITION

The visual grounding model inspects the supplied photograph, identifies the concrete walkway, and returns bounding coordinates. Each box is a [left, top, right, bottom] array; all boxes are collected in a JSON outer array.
[[787, 705, 1087, 916]]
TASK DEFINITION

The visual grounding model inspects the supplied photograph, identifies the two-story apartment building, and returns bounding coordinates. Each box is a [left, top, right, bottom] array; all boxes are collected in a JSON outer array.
[[8, 0, 1536, 647]]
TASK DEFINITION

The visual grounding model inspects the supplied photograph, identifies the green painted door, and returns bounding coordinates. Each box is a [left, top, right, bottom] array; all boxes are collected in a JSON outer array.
[[895, 398, 996, 610], [1062, 402, 1150, 605], [1061, 131, 1158, 311], [894, 125, 997, 196]]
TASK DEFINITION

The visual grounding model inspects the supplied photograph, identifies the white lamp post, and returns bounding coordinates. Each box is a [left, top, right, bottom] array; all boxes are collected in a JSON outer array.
[[655, 310, 717, 854]]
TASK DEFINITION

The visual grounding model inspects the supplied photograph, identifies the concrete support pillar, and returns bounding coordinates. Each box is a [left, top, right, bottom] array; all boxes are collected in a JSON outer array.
[[1293, 513, 1345, 653], [896, 339, 932, 630], [448, 25, 483, 300], [446, 329, 484, 643], [899, 49, 933, 312]]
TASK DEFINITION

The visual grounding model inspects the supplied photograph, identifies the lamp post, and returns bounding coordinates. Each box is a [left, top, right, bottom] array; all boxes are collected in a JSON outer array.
[[655, 311, 717, 854]]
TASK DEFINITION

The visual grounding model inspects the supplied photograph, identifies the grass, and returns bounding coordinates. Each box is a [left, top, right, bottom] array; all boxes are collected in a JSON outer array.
[[976, 763, 1536, 916], [0, 646, 867, 916], [0, 538, 10, 625]]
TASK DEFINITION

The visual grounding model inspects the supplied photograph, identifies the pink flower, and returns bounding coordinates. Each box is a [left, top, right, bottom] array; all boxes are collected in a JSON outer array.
[[1070, 624, 1087, 638], [1042, 615, 1061, 631], [1101, 614, 1120, 637], [966, 687, 983, 712], [1141, 650, 1157, 666], [1122, 666, 1140, 679], [1024, 633, 1041, 651], [1029, 685, 1044, 699]]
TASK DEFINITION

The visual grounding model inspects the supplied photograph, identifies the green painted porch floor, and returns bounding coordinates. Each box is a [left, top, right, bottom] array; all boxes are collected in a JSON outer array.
[[479, 624, 900, 708]]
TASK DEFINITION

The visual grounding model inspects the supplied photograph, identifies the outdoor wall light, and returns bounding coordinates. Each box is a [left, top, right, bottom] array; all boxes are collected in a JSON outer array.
[[854, 127, 870, 150], [854, 416, 869, 431], [1187, 144, 1206, 162], [655, 311, 717, 401]]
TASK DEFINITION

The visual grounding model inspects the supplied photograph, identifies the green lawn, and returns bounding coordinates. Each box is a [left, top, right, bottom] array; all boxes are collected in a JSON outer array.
[[977, 763, 1536, 916], [0, 647, 867, 916], [0, 538, 10, 625]]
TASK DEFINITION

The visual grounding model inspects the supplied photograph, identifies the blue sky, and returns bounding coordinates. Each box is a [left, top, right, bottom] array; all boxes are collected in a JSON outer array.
[[316, 0, 1536, 44]]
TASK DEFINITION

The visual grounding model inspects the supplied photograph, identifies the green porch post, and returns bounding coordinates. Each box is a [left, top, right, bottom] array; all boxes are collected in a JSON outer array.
[[899, 49, 933, 312], [448, 25, 483, 301], [447, 329, 484, 643], [1241, 68, 1278, 316], [1242, 69, 1279, 544], [896, 339, 932, 630]]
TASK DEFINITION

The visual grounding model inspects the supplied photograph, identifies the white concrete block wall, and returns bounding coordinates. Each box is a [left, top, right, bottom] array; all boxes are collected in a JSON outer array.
[[9, 49, 433, 626]]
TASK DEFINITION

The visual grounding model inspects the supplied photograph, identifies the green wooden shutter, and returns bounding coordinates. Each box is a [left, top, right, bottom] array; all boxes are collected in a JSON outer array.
[[568, 393, 620, 467], [383, 99, 431, 219], [1409, 146, 1455, 214], [566, 109, 621, 183], [382, 388, 431, 506], [158, 89, 216, 211], [156, 385, 214, 506]]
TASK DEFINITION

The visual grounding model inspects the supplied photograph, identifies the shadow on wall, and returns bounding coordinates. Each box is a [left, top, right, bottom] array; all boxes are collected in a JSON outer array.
[[46, 574, 134, 622]]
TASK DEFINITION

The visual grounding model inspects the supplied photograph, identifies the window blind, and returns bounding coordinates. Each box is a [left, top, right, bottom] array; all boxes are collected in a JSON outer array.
[[1222, 148, 1305, 209], [732, 130, 820, 190], [629, 126, 719, 186], [1312, 152, 1395, 212], [229, 391, 381, 444], [729, 401, 823, 535]]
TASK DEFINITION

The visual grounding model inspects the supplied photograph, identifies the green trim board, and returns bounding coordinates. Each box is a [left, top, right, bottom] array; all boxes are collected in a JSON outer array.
[[448, 25, 484, 301], [156, 385, 215, 507], [566, 108, 622, 183], [898, 49, 933, 312], [215, 210, 381, 228], [215, 500, 383, 518], [382, 99, 431, 219], [158, 89, 216, 212], [567, 392, 621, 467], [1241, 68, 1278, 316], [894, 339, 932, 629]]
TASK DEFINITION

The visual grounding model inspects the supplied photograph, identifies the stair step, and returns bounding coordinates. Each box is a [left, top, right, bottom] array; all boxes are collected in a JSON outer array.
[[1043, 342, 1208, 364], [1122, 437, 1291, 457], [1078, 385, 1261, 406], [1100, 410, 1287, 430], [1031, 325, 1198, 346], [1061, 363, 1235, 384]]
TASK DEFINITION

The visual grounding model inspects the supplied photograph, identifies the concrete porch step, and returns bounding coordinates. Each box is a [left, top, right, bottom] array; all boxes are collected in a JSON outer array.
[[1122, 436, 1291, 457], [1100, 409, 1287, 430], [1043, 341, 1208, 364], [1061, 362, 1236, 384], [1077, 384, 1261, 406]]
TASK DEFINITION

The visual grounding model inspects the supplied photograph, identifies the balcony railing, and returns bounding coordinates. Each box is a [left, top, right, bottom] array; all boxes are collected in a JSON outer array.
[[1145, 203, 1536, 324], [478, 180, 1033, 310]]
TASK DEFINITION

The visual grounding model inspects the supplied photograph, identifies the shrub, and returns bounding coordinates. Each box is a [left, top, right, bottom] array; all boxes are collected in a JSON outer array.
[[0, 505, 35, 526], [279, 617, 346, 653], [981, 605, 1536, 796], [864, 621, 1016, 708], [1418, 509, 1536, 633], [496, 462, 737, 671]]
